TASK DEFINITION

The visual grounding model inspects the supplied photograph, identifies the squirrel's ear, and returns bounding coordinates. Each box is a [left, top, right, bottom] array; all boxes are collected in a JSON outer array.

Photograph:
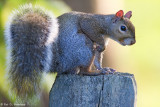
[[115, 10, 124, 18], [124, 11, 132, 19]]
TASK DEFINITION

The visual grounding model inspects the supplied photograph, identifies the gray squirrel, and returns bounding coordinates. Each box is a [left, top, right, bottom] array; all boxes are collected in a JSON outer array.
[[5, 4, 135, 98]]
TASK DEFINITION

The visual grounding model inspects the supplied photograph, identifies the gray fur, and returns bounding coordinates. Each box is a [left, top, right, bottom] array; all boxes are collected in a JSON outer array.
[[56, 11, 135, 74], [5, 4, 58, 98], [5, 4, 135, 98], [56, 12, 94, 74]]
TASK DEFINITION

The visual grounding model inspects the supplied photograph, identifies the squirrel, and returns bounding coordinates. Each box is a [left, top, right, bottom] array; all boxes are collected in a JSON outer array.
[[5, 4, 135, 98]]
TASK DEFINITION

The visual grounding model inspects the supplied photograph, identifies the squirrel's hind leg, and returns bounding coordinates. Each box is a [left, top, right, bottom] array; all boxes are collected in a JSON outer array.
[[78, 49, 116, 76]]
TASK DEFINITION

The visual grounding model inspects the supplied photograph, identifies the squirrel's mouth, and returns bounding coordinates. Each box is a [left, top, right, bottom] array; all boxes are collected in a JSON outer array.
[[119, 38, 136, 46]]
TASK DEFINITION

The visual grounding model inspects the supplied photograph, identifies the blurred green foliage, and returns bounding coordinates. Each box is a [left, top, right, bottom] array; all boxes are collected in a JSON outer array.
[[0, 0, 70, 105], [1, 0, 160, 107]]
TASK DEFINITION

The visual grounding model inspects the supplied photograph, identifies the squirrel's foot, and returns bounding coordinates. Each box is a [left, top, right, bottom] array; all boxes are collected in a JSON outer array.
[[78, 67, 116, 76], [99, 67, 116, 75]]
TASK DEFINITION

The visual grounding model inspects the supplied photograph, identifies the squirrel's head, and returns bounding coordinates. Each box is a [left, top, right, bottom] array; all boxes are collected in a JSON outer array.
[[109, 10, 135, 46]]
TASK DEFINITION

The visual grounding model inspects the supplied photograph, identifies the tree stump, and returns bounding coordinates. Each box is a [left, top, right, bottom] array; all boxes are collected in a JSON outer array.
[[49, 72, 137, 107]]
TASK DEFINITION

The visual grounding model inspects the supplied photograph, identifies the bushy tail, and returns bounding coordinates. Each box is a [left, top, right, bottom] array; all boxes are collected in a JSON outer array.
[[5, 4, 58, 98]]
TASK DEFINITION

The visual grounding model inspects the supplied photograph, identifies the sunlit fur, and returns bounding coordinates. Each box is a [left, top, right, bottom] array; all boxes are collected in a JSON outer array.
[[5, 4, 58, 98]]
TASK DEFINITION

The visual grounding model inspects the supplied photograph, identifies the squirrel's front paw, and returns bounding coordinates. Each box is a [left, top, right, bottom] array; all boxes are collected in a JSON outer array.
[[95, 45, 105, 52], [100, 67, 116, 75]]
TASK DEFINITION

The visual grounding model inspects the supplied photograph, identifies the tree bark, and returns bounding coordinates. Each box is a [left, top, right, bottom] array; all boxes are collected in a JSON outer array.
[[49, 72, 137, 107]]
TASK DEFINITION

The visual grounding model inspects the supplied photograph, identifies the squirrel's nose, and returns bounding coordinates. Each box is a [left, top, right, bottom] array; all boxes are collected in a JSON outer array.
[[131, 40, 136, 45], [130, 39, 136, 45], [123, 38, 136, 46]]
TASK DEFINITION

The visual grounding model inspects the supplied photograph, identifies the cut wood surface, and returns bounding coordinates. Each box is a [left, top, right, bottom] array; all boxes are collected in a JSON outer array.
[[49, 72, 137, 107]]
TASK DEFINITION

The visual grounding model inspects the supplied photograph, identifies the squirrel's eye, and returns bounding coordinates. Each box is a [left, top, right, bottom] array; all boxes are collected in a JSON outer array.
[[120, 25, 126, 31]]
